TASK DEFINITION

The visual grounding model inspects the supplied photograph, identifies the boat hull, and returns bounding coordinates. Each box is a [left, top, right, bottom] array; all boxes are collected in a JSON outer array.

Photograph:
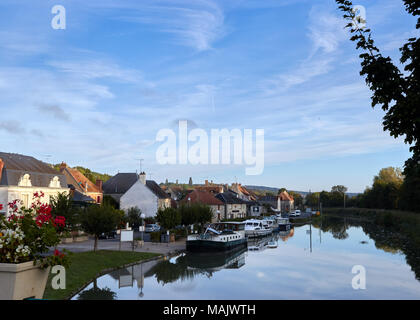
[[277, 224, 291, 232], [245, 229, 272, 238], [186, 238, 247, 252]]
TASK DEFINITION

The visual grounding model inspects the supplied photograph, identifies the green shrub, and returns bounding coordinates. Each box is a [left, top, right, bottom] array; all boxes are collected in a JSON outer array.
[[150, 231, 161, 243]]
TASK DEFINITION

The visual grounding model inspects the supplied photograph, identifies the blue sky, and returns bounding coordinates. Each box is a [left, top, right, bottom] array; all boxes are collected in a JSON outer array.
[[0, 0, 417, 192]]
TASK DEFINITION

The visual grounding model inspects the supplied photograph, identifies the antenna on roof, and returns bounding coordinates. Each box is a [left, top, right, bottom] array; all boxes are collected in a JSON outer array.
[[135, 158, 144, 173], [43, 155, 52, 164]]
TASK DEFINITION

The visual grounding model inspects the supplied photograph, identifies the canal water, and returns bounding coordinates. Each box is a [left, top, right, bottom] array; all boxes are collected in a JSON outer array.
[[72, 217, 420, 300]]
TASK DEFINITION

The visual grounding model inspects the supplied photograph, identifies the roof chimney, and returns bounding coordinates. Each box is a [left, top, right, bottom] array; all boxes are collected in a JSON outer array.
[[139, 172, 146, 185], [205, 180, 208, 186], [59, 162, 68, 171], [0, 158, 4, 183], [96, 179, 103, 192]]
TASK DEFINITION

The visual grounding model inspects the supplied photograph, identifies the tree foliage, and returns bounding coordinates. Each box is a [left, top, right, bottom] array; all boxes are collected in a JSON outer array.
[[156, 207, 181, 231], [336, 0, 420, 212], [80, 204, 122, 251]]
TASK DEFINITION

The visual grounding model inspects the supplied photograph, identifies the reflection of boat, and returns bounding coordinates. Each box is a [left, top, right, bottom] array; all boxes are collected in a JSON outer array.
[[267, 240, 278, 248], [247, 234, 278, 251], [187, 222, 247, 252], [183, 247, 247, 271], [244, 219, 272, 238], [276, 217, 291, 231]]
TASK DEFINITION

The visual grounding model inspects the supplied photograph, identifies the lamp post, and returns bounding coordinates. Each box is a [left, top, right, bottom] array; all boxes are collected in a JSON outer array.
[[140, 213, 146, 241]]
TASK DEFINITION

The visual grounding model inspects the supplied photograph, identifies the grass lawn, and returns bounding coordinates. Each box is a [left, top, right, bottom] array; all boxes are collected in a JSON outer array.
[[43, 250, 161, 300]]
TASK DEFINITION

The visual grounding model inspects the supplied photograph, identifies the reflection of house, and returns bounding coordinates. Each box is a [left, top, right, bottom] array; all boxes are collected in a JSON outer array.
[[103, 172, 171, 217], [0, 152, 69, 216], [59, 163, 103, 204], [215, 191, 248, 219], [179, 189, 225, 222]]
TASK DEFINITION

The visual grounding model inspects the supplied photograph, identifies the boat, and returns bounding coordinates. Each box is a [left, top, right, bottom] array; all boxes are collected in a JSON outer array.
[[244, 219, 273, 238], [186, 222, 247, 252], [267, 240, 278, 248], [276, 217, 291, 231], [262, 217, 278, 230]]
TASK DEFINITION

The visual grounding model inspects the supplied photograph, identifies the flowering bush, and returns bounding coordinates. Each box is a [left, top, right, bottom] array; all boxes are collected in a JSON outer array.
[[0, 192, 70, 268]]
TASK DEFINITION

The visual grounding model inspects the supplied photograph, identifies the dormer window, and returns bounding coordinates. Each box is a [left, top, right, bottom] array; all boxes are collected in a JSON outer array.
[[49, 176, 61, 188], [18, 174, 32, 187]]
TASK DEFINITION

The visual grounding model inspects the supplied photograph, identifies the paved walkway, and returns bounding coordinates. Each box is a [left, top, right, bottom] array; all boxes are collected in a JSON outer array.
[[57, 238, 186, 255]]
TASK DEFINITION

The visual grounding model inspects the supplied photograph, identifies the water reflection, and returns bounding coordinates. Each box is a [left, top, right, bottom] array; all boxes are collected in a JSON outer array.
[[72, 218, 420, 300]]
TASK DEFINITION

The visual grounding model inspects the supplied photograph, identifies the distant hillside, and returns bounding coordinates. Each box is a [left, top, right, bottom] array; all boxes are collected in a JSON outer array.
[[246, 185, 360, 198], [53, 164, 112, 184]]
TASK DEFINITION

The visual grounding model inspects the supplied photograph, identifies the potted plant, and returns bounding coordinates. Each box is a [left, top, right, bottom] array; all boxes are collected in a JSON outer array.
[[0, 192, 70, 300]]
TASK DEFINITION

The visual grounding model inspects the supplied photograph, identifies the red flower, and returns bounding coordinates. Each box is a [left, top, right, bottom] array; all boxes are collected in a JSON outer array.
[[0, 204, 3, 211], [54, 249, 61, 256]]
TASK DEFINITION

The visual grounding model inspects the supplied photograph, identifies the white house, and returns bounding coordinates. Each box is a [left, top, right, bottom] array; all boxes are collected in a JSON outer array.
[[103, 172, 171, 217], [0, 152, 69, 217]]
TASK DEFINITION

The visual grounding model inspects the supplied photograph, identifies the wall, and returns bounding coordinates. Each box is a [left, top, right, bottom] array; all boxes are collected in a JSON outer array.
[[0, 186, 69, 217], [120, 180, 158, 217]]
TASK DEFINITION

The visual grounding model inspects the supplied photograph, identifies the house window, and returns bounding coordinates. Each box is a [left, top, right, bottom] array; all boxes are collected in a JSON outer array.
[[18, 174, 32, 187], [22, 194, 29, 208], [49, 176, 61, 188]]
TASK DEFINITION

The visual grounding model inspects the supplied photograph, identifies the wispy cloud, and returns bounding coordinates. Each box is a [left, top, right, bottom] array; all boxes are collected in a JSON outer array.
[[95, 0, 225, 51], [38, 105, 71, 122]]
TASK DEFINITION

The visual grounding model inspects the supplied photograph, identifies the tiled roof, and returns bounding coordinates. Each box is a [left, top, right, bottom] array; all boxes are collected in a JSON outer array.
[[103, 173, 169, 199], [279, 191, 294, 201], [146, 180, 170, 199], [61, 166, 101, 193], [0, 152, 67, 188], [103, 173, 138, 194], [215, 191, 249, 204], [180, 190, 224, 206]]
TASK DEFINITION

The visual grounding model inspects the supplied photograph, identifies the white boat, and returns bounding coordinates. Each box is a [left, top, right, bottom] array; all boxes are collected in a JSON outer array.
[[244, 219, 272, 238], [267, 241, 278, 248], [186, 222, 247, 252]]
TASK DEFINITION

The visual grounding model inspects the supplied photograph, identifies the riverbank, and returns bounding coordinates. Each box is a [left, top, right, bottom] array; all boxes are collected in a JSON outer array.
[[320, 207, 420, 247], [43, 250, 162, 300]]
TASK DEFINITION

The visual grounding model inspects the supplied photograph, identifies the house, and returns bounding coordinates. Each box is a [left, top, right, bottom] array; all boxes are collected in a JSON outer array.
[[257, 191, 294, 213], [103, 172, 171, 217], [247, 200, 264, 217], [59, 162, 103, 204], [165, 185, 185, 201], [230, 183, 257, 201], [69, 186, 96, 207], [278, 190, 294, 213], [215, 191, 248, 220], [195, 180, 224, 194], [179, 189, 225, 222], [0, 152, 69, 216]]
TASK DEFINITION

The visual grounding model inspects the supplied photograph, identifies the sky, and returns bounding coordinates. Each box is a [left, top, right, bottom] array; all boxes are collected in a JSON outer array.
[[0, 0, 417, 193]]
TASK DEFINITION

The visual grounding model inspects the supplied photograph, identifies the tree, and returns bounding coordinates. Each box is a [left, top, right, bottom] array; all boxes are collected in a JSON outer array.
[[336, 0, 420, 212], [331, 185, 348, 194], [50, 192, 80, 231], [80, 204, 121, 251], [373, 167, 404, 186], [156, 207, 181, 231], [305, 192, 320, 209], [289, 191, 303, 208], [126, 207, 143, 229]]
